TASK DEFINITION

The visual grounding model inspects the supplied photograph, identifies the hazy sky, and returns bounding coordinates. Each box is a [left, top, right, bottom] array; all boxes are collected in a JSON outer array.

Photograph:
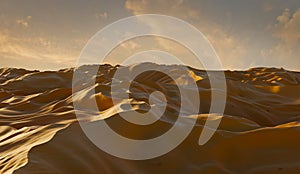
[[1, 0, 300, 70]]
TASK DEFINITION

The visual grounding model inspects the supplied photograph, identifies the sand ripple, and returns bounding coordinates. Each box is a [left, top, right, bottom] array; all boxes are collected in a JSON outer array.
[[0, 63, 299, 173]]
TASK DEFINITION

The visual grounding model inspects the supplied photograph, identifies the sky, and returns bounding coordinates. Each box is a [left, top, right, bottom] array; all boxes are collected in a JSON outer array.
[[0, 0, 300, 70]]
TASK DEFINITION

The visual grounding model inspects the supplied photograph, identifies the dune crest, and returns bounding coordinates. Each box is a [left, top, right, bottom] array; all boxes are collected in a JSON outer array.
[[0, 63, 300, 173]]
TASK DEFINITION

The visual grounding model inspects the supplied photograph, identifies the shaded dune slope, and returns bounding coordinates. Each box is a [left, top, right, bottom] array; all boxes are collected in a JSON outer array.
[[0, 63, 299, 173]]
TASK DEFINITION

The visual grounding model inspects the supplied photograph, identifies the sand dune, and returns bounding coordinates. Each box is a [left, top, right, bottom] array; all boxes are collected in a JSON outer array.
[[0, 63, 300, 173]]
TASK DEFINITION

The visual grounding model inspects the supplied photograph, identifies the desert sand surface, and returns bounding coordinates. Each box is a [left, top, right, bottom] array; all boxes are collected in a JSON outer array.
[[0, 63, 300, 173]]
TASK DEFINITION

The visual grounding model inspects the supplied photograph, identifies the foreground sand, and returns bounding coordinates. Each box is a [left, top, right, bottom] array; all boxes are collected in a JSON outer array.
[[1, 63, 300, 173]]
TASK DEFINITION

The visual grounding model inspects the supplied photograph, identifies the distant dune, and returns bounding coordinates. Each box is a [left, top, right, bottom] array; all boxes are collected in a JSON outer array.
[[1, 63, 300, 173]]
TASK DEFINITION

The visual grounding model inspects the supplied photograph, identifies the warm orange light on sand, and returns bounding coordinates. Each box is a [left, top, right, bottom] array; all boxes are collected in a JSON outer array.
[[0, 63, 300, 173]]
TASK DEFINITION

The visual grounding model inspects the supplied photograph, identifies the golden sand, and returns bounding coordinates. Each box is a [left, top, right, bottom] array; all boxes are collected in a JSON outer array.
[[0, 63, 300, 173]]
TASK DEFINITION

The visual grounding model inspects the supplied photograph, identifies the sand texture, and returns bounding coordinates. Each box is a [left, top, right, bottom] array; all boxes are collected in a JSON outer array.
[[0, 63, 300, 173]]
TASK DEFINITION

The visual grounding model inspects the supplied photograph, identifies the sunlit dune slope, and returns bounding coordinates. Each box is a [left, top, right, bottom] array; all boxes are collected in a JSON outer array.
[[0, 63, 300, 173]]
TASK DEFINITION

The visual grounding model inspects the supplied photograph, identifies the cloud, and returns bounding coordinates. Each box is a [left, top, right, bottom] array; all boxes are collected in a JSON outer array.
[[273, 8, 300, 46], [96, 12, 108, 19], [0, 30, 78, 69], [120, 40, 140, 50], [125, 0, 198, 20], [260, 8, 300, 70], [16, 16, 32, 28], [263, 1, 273, 13], [206, 28, 246, 69], [124, 0, 246, 69]]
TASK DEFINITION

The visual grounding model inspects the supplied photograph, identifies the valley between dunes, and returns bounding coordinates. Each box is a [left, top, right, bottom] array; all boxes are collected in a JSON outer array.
[[1, 63, 300, 173]]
